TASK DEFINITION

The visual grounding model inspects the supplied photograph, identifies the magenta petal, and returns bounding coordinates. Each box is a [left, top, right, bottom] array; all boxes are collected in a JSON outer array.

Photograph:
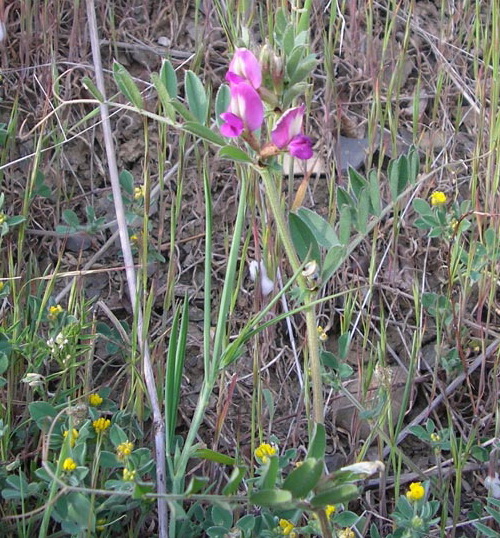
[[271, 106, 305, 148], [227, 48, 262, 89], [288, 135, 313, 160], [220, 112, 244, 137], [230, 83, 264, 132], [226, 72, 245, 85]]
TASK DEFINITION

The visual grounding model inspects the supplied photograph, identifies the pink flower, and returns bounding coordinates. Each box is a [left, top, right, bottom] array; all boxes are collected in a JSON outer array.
[[226, 48, 262, 89], [220, 82, 264, 138], [271, 105, 313, 160]]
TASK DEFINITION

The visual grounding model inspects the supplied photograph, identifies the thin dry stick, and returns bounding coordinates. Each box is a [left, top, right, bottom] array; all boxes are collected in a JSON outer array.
[[383, 339, 500, 458], [85, 1, 168, 535]]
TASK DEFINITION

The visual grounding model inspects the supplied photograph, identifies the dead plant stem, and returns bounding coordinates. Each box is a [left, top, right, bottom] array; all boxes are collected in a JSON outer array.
[[84, 1, 168, 536]]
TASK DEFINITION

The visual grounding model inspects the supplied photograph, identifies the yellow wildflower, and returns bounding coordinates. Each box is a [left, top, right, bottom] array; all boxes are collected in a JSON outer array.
[[63, 428, 79, 447], [406, 482, 425, 502], [93, 417, 111, 434], [0, 282, 4, 292], [123, 468, 136, 481], [0, 213, 6, 225], [325, 505, 336, 518], [255, 442, 277, 464], [130, 234, 139, 244], [279, 519, 296, 536], [62, 457, 77, 472], [116, 441, 134, 460], [317, 326, 328, 341], [430, 432, 440, 443], [429, 191, 447, 206], [48, 304, 64, 320], [134, 185, 145, 200], [338, 529, 355, 538], [89, 393, 103, 406]]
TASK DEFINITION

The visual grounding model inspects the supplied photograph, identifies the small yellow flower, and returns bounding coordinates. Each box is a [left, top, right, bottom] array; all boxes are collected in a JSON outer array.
[[0, 213, 6, 225], [0, 282, 4, 292], [62, 457, 77, 472], [123, 468, 136, 481], [93, 417, 111, 434], [317, 326, 328, 341], [406, 481, 425, 502], [429, 191, 447, 206], [89, 393, 103, 406], [116, 441, 134, 460], [338, 529, 355, 538], [134, 185, 145, 200], [255, 442, 277, 464], [279, 518, 296, 536], [48, 304, 64, 320], [96, 518, 107, 532], [430, 432, 440, 443], [130, 234, 139, 244], [325, 505, 336, 518], [63, 428, 79, 447]]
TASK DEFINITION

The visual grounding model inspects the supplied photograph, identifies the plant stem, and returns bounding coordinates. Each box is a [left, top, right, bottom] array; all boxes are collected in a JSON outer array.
[[85, 1, 168, 535], [174, 170, 249, 496], [256, 165, 324, 424]]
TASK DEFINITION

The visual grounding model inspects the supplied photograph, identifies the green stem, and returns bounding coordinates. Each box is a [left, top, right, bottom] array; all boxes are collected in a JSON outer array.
[[173, 170, 249, 498], [256, 165, 324, 424]]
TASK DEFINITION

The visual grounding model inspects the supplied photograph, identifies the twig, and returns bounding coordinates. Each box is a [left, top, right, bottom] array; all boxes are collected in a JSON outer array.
[[383, 339, 500, 458], [84, 1, 168, 535]]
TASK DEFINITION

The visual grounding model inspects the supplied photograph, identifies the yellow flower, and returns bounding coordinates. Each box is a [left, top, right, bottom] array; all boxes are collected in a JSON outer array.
[[406, 482, 425, 502], [430, 432, 440, 442], [279, 519, 296, 536], [130, 234, 139, 244], [325, 505, 336, 518], [429, 191, 447, 206], [338, 529, 355, 538], [116, 441, 134, 460], [48, 304, 64, 320], [134, 185, 145, 200], [89, 393, 103, 406], [255, 442, 277, 464], [0, 282, 4, 292], [96, 518, 107, 532], [317, 326, 328, 341], [63, 428, 79, 447], [93, 417, 111, 434], [123, 468, 136, 481], [62, 457, 77, 472], [0, 213, 6, 225]]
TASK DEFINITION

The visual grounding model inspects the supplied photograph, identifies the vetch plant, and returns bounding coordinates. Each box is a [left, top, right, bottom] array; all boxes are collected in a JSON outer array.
[[76, 4, 422, 534]]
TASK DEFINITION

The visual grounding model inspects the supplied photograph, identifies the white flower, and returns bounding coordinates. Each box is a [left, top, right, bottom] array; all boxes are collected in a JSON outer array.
[[22, 373, 45, 387], [249, 260, 274, 296], [0, 21, 7, 43], [339, 460, 385, 478], [485, 473, 500, 499], [55, 332, 68, 347]]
